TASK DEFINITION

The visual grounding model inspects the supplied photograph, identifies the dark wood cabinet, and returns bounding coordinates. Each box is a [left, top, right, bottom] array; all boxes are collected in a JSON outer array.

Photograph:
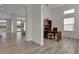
[[44, 19, 52, 38]]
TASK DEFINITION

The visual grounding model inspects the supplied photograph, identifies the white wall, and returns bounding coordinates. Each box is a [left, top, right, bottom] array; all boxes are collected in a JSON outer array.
[[11, 15, 17, 33], [25, 5, 32, 41], [42, 5, 51, 20], [32, 4, 43, 45], [25, 4, 43, 45], [50, 5, 79, 39], [6, 18, 12, 32]]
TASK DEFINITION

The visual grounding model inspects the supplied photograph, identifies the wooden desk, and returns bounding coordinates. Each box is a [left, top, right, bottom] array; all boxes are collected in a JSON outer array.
[[48, 30, 58, 39]]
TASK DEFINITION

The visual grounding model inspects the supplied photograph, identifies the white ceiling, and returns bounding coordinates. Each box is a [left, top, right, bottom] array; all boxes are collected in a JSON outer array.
[[43, 4, 65, 9], [0, 4, 65, 17], [49, 4, 65, 8], [0, 4, 26, 17]]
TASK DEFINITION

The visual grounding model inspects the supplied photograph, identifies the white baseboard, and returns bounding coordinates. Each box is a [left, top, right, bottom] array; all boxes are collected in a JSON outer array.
[[33, 39, 43, 46]]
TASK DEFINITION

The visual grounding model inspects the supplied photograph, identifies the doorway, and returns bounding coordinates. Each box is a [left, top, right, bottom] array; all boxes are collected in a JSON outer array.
[[17, 18, 26, 32], [16, 17, 26, 40]]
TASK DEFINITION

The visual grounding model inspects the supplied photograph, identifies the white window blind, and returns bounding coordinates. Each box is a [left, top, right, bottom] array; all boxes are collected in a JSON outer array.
[[64, 17, 74, 31]]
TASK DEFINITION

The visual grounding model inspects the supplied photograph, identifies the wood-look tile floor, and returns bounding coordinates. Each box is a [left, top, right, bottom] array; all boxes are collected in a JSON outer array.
[[0, 32, 79, 54]]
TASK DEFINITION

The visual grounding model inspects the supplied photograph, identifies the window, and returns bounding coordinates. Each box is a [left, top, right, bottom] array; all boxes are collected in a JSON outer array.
[[64, 8, 75, 31], [0, 20, 6, 28], [0, 20, 6, 23], [64, 8, 75, 14], [64, 17, 74, 31]]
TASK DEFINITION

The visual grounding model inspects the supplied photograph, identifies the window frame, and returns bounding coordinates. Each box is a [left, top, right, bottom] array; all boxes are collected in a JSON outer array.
[[64, 8, 75, 15], [64, 17, 75, 31]]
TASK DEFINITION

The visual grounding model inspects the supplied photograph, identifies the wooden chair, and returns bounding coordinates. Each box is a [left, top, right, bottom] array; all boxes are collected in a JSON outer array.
[[47, 27, 57, 39], [48, 30, 54, 39], [53, 27, 57, 33], [48, 33, 55, 39]]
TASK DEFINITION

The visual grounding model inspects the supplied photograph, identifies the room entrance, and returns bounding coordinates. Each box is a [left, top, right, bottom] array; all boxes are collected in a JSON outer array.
[[17, 17, 26, 36]]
